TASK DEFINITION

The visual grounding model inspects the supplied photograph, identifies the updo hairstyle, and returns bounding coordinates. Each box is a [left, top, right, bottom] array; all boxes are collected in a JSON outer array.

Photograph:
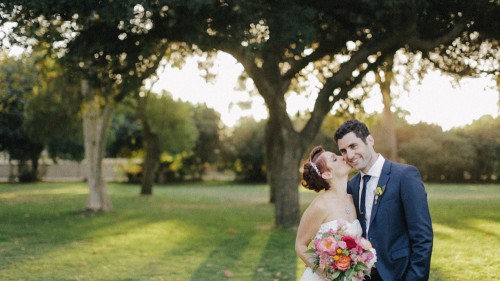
[[301, 146, 330, 192]]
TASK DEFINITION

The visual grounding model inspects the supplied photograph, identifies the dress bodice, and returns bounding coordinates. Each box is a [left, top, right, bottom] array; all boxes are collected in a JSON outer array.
[[317, 219, 362, 237]]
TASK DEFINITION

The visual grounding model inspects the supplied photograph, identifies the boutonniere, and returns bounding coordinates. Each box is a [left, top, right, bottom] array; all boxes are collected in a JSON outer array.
[[374, 185, 385, 205]]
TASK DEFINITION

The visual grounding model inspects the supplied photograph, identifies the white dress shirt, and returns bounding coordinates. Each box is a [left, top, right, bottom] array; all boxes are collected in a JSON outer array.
[[359, 154, 385, 235]]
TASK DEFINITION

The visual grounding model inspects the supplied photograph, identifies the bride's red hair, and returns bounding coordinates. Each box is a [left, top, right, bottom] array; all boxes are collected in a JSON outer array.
[[301, 146, 330, 192]]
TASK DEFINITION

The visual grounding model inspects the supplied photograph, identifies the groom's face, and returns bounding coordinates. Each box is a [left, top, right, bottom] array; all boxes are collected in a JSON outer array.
[[337, 132, 375, 173]]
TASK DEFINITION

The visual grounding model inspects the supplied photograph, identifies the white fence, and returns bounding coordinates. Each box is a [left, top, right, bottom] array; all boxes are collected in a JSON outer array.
[[0, 158, 128, 182]]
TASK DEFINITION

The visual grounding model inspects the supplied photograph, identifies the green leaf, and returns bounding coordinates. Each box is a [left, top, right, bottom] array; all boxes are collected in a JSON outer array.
[[354, 262, 368, 271]]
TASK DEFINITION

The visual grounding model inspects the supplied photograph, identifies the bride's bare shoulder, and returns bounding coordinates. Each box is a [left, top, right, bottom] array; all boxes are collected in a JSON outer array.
[[308, 193, 331, 211]]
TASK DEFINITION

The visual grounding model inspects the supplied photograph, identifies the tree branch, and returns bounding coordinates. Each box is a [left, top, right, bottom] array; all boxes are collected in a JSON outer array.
[[282, 43, 336, 80], [223, 47, 270, 97], [299, 47, 390, 143], [407, 19, 468, 52]]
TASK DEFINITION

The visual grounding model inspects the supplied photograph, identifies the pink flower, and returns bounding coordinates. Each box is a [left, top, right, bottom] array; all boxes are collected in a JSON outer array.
[[350, 254, 363, 263], [337, 240, 347, 250], [363, 250, 377, 268], [318, 254, 331, 270], [315, 237, 338, 255], [354, 272, 366, 281], [357, 237, 373, 250], [327, 228, 338, 235]]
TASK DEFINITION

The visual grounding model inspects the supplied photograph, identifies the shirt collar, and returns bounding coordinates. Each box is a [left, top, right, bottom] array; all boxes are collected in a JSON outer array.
[[361, 154, 385, 178]]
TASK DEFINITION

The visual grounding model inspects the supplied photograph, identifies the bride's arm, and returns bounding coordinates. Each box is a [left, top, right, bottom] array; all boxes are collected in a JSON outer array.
[[295, 199, 327, 269]]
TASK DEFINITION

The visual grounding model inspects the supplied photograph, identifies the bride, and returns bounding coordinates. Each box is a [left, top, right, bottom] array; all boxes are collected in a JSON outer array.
[[295, 146, 362, 281]]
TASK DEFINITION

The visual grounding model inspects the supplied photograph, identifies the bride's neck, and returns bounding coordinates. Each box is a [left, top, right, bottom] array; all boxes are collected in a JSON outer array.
[[327, 177, 348, 196]]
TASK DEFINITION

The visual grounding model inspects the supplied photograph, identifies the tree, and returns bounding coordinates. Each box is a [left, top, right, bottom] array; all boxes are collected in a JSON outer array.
[[177, 0, 500, 227], [184, 104, 225, 181], [374, 56, 398, 160], [0, 54, 43, 181], [453, 115, 500, 182], [394, 117, 499, 183], [1, 1, 172, 211], [106, 102, 143, 158], [136, 91, 197, 194], [23, 50, 84, 162], [3, 0, 499, 226], [373, 0, 500, 162], [228, 118, 267, 182], [0, 51, 84, 181], [397, 123, 442, 181]]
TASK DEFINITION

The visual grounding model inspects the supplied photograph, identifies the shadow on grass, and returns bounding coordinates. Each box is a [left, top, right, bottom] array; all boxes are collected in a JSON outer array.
[[252, 228, 297, 281], [189, 233, 253, 280]]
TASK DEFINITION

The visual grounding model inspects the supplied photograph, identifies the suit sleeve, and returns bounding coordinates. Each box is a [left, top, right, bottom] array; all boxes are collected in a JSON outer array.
[[401, 166, 433, 281]]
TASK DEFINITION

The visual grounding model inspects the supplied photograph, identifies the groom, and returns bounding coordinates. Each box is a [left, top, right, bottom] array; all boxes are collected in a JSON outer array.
[[334, 119, 433, 281]]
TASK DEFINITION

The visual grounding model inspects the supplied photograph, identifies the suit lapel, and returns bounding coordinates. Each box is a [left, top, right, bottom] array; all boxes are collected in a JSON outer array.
[[369, 160, 391, 227]]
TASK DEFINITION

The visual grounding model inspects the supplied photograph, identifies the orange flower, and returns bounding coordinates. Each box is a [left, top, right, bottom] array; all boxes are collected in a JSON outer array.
[[335, 255, 351, 271]]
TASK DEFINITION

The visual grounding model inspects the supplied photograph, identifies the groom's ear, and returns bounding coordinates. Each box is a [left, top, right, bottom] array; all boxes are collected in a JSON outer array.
[[367, 135, 375, 146]]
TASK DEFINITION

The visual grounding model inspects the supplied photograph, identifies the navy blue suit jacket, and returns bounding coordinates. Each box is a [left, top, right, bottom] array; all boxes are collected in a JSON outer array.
[[348, 160, 433, 281]]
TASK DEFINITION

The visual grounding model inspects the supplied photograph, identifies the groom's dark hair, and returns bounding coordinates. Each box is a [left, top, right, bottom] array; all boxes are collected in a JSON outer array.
[[333, 119, 371, 143]]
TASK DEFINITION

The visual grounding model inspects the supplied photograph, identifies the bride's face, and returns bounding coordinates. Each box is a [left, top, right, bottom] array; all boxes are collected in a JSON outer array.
[[320, 151, 351, 176]]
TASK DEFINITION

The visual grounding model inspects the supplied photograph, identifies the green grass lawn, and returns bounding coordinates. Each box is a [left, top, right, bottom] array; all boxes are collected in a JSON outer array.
[[0, 182, 499, 281]]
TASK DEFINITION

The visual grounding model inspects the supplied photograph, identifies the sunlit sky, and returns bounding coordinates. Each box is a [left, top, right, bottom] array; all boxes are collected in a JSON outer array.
[[151, 52, 499, 131]]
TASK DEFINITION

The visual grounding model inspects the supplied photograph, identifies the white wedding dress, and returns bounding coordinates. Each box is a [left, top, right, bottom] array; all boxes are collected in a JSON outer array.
[[299, 219, 362, 281]]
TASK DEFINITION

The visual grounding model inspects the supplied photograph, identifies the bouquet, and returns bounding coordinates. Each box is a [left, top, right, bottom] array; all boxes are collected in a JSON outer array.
[[307, 221, 377, 281]]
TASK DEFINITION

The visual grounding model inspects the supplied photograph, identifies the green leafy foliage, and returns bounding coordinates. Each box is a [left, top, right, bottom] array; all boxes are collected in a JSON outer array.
[[143, 93, 197, 154], [180, 104, 226, 180], [0, 52, 84, 162], [228, 118, 267, 182], [23, 51, 84, 161], [0, 54, 43, 181], [373, 116, 500, 183], [106, 103, 143, 158]]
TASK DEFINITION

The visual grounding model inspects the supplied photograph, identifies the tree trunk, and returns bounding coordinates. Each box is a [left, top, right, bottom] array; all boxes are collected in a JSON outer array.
[[8, 157, 15, 183], [30, 153, 40, 181], [268, 168, 275, 203], [137, 96, 161, 195], [17, 159, 28, 182], [376, 57, 398, 161], [81, 79, 113, 212], [141, 136, 160, 195], [265, 115, 303, 228]]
